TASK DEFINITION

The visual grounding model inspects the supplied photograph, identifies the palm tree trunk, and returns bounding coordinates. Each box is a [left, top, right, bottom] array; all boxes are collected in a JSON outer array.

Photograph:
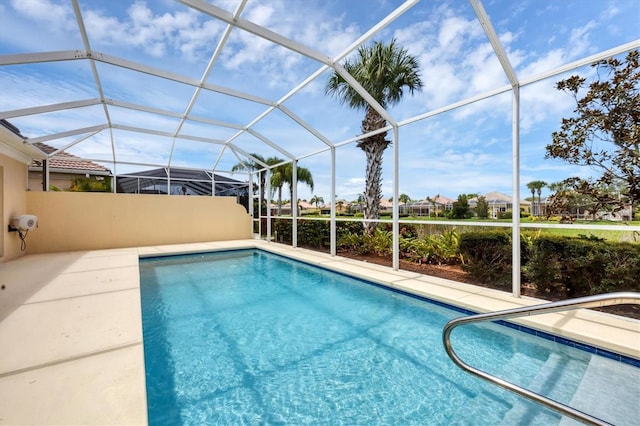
[[259, 172, 266, 216], [537, 189, 542, 217], [277, 186, 282, 216], [358, 108, 390, 235]]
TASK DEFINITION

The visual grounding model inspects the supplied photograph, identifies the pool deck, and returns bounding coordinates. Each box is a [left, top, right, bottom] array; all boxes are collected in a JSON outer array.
[[1, 239, 638, 425]]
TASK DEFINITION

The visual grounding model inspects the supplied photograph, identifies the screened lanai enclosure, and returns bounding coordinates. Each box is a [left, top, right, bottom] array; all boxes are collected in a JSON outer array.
[[1, 0, 639, 296]]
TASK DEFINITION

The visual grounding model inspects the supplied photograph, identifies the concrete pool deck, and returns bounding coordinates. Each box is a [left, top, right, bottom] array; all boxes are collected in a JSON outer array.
[[0, 239, 638, 425]]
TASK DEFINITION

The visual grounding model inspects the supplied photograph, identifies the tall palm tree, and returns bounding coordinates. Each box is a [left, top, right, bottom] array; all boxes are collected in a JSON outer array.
[[399, 193, 411, 214], [310, 195, 324, 210], [527, 180, 547, 216], [536, 181, 547, 216], [232, 153, 267, 215], [356, 194, 365, 213], [326, 39, 422, 234], [284, 163, 314, 215], [268, 157, 288, 215], [270, 160, 314, 216]]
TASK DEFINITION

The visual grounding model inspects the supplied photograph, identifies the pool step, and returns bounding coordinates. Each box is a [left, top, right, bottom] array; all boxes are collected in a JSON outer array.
[[558, 355, 640, 426], [501, 352, 585, 425], [455, 352, 544, 423]]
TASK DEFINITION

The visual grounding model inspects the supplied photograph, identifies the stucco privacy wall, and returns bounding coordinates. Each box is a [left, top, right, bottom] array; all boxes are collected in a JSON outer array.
[[25, 191, 252, 253], [0, 154, 29, 262]]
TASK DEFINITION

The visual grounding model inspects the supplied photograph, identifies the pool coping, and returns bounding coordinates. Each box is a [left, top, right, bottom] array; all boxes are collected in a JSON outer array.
[[1, 239, 638, 425]]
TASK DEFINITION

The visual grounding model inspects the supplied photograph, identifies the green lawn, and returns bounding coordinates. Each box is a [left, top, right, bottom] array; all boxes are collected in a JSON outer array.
[[296, 213, 640, 242]]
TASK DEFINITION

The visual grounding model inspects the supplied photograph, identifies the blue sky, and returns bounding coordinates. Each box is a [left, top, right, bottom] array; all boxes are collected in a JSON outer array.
[[1, 0, 639, 203]]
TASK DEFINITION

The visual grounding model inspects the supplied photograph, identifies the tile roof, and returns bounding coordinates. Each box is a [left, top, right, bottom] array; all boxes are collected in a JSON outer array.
[[30, 142, 111, 174]]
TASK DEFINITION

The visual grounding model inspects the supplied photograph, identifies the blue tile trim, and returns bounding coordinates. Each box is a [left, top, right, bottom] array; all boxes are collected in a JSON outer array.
[[141, 247, 640, 368]]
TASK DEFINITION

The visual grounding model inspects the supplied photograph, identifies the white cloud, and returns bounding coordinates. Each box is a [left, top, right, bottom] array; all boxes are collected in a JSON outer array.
[[568, 20, 597, 58], [82, 1, 222, 60], [10, 0, 75, 31]]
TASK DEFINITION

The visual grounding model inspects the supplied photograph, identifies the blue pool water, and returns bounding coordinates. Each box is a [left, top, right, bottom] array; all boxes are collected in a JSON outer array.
[[139, 249, 639, 425]]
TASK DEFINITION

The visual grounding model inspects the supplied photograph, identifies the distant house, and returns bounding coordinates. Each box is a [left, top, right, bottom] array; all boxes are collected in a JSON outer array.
[[28, 142, 112, 191], [468, 192, 531, 218], [269, 200, 315, 216], [407, 195, 455, 217], [349, 198, 406, 214], [320, 200, 349, 215]]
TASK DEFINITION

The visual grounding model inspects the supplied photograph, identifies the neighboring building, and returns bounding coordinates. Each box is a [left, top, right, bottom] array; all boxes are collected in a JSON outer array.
[[320, 200, 350, 215], [270, 200, 315, 216], [28, 142, 112, 191], [116, 167, 249, 197], [468, 192, 531, 218], [407, 195, 455, 217], [349, 198, 407, 214]]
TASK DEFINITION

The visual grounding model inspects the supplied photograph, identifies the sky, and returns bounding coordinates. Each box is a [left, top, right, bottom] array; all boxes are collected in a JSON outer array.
[[1, 0, 639, 203]]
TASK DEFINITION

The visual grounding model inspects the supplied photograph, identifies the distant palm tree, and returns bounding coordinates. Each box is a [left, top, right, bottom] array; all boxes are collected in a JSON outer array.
[[232, 153, 267, 215], [527, 180, 547, 216], [268, 157, 288, 215], [310, 195, 324, 210], [356, 194, 365, 213], [399, 193, 411, 214], [284, 163, 314, 215], [270, 160, 315, 216], [326, 39, 422, 234]]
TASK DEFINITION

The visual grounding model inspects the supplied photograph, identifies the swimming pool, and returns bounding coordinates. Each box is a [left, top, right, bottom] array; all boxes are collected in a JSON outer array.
[[139, 249, 639, 425]]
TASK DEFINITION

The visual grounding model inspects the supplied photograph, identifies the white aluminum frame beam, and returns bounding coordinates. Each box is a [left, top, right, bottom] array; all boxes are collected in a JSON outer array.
[[71, 0, 116, 168], [26, 125, 108, 144], [471, 0, 521, 296], [111, 124, 226, 145], [168, 0, 249, 170], [470, 0, 518, 87], [179, 0, 333, 66], [0, 99, 102, 119], [245, 129, 295, 160]]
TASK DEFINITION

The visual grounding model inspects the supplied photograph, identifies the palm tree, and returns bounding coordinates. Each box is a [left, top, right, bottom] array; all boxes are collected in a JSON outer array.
[[356, 194, 365, 213], [399, 193, 411, 214], [284, 163, 314, 215], [268, 157, 288, 215], [232, 153, 267, 215], [527, 180, 547, 216], [270, 160, 315, 215], [326, 39, 422, 234], [526, 182, 536, 212], [310, 195, 324, 211]]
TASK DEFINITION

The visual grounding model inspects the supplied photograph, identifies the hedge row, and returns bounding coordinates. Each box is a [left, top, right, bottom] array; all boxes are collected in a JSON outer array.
[[526, 235, 640, 296], [272, 219, 363, 248], [459, 231, 640, 296], [269, 221, 639, 296], [458, 231, 530, 288]]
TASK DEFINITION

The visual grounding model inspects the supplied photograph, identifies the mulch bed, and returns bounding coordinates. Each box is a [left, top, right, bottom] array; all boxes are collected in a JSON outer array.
[[336, 250, 640, 320]]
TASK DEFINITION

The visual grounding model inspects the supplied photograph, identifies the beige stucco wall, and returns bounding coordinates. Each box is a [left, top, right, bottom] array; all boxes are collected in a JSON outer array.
[[28, 171, 72, 192], [25, 191, 252, 253], [0, 154, 29, 262]]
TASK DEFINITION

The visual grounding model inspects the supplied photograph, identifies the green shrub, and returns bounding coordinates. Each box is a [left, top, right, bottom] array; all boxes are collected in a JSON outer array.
[[401, 230, 462, 265], [380, 223, 418, 239], [459, 232, 511, 287], [337, 227, 392, 255], [458, 231, 530, 288], [69, 176, 112, 192], [274, 219, 364, 248], [525, 236, 640, 296]]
